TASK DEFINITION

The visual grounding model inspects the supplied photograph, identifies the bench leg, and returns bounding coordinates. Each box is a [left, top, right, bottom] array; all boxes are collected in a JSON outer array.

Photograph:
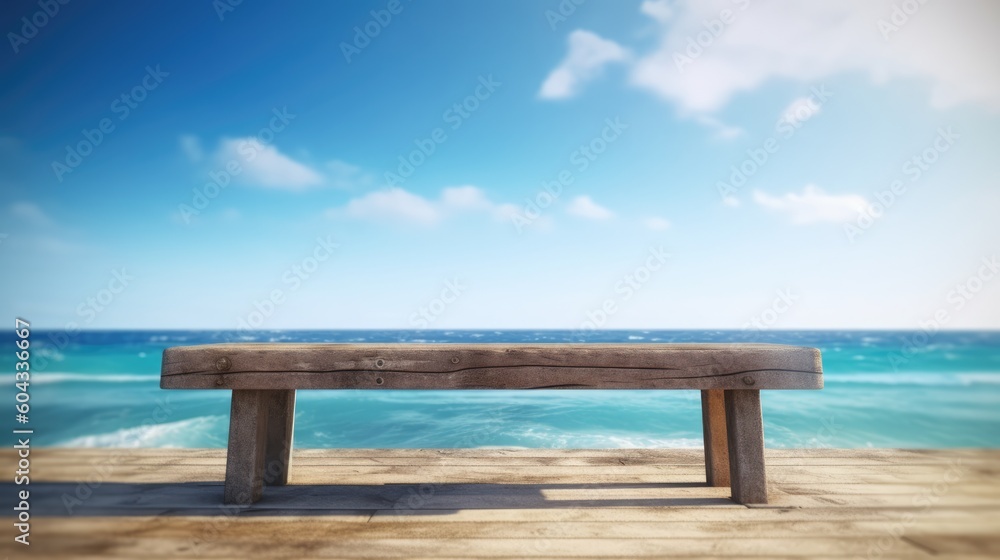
[[224, 390, 269, 505], [701, 389, 730, 487], [264, 390, 295, 486], [724, 389, 768, 504]]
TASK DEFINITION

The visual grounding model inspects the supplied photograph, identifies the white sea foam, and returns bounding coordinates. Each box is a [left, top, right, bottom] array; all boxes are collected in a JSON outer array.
[[58, 416, 226, 448], [16, 372, 157, 385], [829, 372, 1000, 386], [510, 427, 702, 449], [956, 373, 1000, 385]]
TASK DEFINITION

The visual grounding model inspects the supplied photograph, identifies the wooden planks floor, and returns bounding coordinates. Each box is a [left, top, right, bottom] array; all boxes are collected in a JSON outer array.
[[2, 448, 998, 559]]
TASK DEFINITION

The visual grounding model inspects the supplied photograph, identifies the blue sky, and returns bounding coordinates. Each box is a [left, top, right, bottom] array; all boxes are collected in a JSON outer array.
[[1, 0, 999, 330]]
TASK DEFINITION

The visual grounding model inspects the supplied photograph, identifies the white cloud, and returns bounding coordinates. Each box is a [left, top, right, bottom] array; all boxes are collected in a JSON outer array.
[[492, 201, 556, 231], [492, 203, 521, 220], [214, 138, 324, 190], [10, 202, 52, 227], [330, 185, 513, 227], [753, 185, 869, 224], [192, 137, 373, 191], [777, 96, 822, 128], [441, 185, 493, 210], [695, 115, 744, 139], [343, 188, 441, 226], [566, 195, 615, 220], [550, 1, 1000, 113], [179, 135, 203, 162], [644, 216, 671, 231], [640, 0, 672, 23], [539, 30, 630, 99]]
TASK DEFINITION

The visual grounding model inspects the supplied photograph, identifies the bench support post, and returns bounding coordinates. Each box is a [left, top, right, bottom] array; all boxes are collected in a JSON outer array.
[[701, 389, 730, 487], [724, 389, 768, 504], [264, 390, 295, 486], [224, 390, 269, 505]]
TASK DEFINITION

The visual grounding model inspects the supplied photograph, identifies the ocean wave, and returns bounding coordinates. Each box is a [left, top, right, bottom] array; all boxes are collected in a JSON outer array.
[[957, 373, 1000, 385], [57, 416, 226, 448], [829, 372, 1000, 386], [15, 372, 157, 385], [510, 427, 702, 449], [146, 334, 191, 343]]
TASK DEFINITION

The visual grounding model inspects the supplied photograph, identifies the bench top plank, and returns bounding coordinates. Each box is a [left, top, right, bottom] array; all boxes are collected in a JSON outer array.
[[161, 343, 822, 391]]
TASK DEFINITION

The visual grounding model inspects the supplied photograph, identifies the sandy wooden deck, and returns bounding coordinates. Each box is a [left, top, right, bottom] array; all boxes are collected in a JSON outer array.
[[3, 448, 998, 558]]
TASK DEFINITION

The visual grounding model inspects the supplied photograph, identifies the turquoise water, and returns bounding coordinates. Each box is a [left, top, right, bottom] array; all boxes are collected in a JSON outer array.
[[3, 330, 999, 449]]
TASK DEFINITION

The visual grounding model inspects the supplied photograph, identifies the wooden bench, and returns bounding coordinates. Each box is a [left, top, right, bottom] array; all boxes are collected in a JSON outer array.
[[160, 343, 823, 505]]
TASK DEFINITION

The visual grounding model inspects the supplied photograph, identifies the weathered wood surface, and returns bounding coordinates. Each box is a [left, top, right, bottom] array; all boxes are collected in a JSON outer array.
[[2, 448, 996, 558], [724, 390, 768, 504], [264, 389, 295, 486], [161, 343, 822, 390], [168, 345, 819, 504], [220, 385, 770, 505], [224, 390, 269, 504], [700, 389, 730, 486]]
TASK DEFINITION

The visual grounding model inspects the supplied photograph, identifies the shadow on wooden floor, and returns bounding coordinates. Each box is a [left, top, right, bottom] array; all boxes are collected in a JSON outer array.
[[15, 481, 736, 517]]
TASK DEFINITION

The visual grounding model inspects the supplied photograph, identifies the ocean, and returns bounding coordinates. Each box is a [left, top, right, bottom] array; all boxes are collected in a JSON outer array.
[[4, 330, 999, 449]]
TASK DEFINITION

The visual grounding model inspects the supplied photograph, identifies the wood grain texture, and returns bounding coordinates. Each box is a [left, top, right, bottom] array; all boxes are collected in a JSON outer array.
[[2, 448, 996, 559], [160, 343, 822, 390], [264, 390, 295, 486], [725, 390, 767, 504], [224, 390, 269, 504], [701, 389, 730, 487]]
